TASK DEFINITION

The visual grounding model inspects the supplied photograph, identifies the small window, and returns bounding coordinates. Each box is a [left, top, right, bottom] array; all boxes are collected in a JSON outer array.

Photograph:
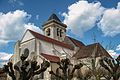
[[57, 28, 63, 37], [57, 28, 59, 36], [46, 28, 50, 36], [60, 29, 62, 37]]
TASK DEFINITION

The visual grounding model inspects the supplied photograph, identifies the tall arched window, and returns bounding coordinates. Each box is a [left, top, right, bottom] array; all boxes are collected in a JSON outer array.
[[57, 28, 59, 36], [60, 29, 63, 37], [46, 28, 50, 36]]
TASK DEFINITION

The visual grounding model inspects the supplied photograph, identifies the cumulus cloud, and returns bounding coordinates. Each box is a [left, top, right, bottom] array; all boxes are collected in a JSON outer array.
[[0, 10, 42, 67], [24, 23, 43, 34], [0, 10, 42, 45], [62, 0, 104, 36], [63, 1, 120, 37], [98, 2, 120, 37]]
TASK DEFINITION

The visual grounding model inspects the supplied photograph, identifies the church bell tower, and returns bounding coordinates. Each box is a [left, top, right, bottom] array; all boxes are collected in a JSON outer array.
[[42, 13, 67, 42]]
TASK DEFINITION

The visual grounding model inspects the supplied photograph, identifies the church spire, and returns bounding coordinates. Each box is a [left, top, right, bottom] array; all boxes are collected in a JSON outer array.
[[47, 13, 61, 22], [42, 13, 67, 42]]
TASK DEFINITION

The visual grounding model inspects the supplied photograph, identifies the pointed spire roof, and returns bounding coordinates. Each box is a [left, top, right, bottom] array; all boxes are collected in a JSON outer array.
[[47, 13, 61, 22], [42, 13, 67, 28]]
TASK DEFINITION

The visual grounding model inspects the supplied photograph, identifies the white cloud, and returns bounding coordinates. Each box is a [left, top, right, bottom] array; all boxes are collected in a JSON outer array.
[[98, 2, 120, 37], [116, 44, 120, 51], [0, 10, 42, 45], [0, 52, 12, 61], [24, 23, 43, 34], [107, 50, 119, 58], [117, 2, 120, 9], [0, 10, 29, 41], [63, 1, 120, 37], [0, 52, 13, 67], [62, 1, 104, 36], [0, 40, 8, 46]]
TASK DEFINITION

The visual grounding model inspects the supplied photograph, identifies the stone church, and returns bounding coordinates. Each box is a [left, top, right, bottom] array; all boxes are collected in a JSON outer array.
[[10, 13, 111, 80]]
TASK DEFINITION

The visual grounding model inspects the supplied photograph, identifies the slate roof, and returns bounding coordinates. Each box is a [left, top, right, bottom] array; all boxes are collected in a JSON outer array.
[[29, 30, 74, 50], [41, 53, 60, 63], [42, 13, 67, 28], [73, 43, 112, 59], [47, 13, 61, 22]]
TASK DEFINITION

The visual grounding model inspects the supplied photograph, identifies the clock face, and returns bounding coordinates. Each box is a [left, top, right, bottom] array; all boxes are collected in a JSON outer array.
[[23, 48, 29, 58]]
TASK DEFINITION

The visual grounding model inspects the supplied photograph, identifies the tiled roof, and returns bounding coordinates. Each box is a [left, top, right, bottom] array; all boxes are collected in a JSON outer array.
[[67, 36, 85, 48], [42, 13, 67, 28], [41, 53, 60, 63], [29, 30, 74, 50], [73, 43, 112, 59], [47, 13, 61, 22]]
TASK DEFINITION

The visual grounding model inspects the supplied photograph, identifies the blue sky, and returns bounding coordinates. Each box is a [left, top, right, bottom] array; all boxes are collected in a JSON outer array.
[[0, 0, 120, 67]]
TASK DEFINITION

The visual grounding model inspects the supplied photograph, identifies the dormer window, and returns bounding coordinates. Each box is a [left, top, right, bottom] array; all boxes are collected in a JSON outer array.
[[46, 28, 50, 36]]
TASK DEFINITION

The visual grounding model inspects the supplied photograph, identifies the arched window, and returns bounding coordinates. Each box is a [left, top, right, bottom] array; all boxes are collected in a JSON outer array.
[[46, 28, 50, 36], [60, 29, 63, 37], [57, 28, 59, 36], [57, 28, 63, 37]]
